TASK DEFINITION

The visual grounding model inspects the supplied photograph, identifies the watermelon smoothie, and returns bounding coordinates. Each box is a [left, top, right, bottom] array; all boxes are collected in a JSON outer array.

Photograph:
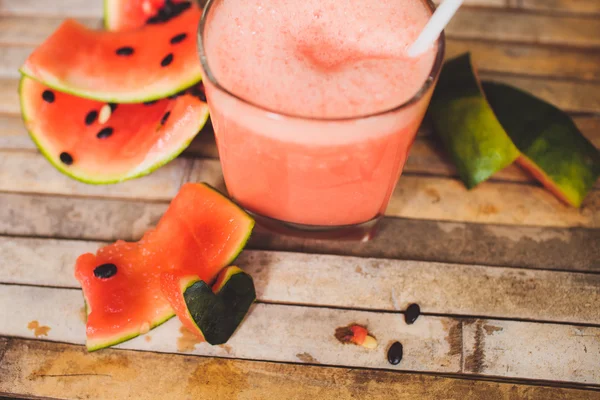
[[198, 0, 444, 234]]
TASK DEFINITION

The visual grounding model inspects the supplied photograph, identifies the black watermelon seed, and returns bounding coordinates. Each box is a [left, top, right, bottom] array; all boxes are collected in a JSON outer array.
[[161, 53, 174, 67], [116, 46, 134, 56], [170, 33, 188, 44], [144, 100, 158, 106], [59, 152, 73, 165], [42, 90, 55, 103], [109, 103, 118, 112], [404, 303, 421, 325], [161, 111, 171, 125], [96, 127, 114, 139], [387, 342, 403, 365], [94, 263, 118, 279], [85, 110, 98, 126]]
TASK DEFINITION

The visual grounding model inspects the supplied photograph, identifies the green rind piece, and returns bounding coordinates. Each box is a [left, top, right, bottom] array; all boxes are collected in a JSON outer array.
[[482, 82, 600, 207], [429, 53, 520, 188], [183, 271, 256, 345]]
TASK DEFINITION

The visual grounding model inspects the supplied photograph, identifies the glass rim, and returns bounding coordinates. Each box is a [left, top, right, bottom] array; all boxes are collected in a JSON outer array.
[[197, 0, 446, 122]]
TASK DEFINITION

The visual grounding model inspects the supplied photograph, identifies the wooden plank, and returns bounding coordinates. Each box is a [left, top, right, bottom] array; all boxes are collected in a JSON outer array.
[[7, 38, 600, 82], [2, 151, 596, 228], [481, 73, 600, 114], [2, 237, 599, 324], [446, 8, 600, 48], [511, 0, 600, 15], [446, 40, 600, 82], [1, 193, 598, 272], [2, 339, 598, 400], [3, 9, 600, 48], [1, 284, 599, 383], [0, 151, 192, 201], [385, 174, 599, 228], [0, 16, 98, 46]]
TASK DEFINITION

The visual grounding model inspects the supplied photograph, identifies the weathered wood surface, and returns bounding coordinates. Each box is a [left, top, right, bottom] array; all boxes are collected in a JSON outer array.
[[1, 284, 599, 384], [2, 238, 598, 324], [1, 193, 598, 272], [1, 0, 599, 398], [2, 150, 597, 228], [2, 339, 598, 400]]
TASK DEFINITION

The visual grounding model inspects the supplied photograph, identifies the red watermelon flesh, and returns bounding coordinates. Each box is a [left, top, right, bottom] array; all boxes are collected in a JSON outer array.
[[20, 77, 209, 184], [21, 3, 202, 103], [75, 183, 255, 351], [105, 0, 190, 31]]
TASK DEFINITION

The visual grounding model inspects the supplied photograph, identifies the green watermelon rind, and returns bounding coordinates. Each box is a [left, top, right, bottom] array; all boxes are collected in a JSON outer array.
[[19, 66, 203, 105], [86, 309, 176, 352], [198, 184, 256, 267], [103, 0, 116, 30], [429, 53, 520, 189], [19, 76, 210, 185]]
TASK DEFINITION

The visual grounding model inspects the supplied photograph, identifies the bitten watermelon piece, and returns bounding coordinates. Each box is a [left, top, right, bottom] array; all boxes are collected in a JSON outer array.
[[105, 0, 191, 31], [19, 77, 209, 184], [161, 267, 256, 345], [21, 2, 202, 103], [75, 183, 255, 351]]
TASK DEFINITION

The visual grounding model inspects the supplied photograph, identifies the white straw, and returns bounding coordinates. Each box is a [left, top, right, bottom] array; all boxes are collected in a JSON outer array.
[[408, 0, 464, 57]]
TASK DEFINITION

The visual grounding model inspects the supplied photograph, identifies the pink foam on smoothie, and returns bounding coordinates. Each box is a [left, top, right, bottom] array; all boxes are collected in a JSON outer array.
[[204, 0, 436, 118]]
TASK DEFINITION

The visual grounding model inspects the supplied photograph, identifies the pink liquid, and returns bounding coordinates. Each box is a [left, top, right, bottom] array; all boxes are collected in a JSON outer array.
[[202, 0, 438, 226]]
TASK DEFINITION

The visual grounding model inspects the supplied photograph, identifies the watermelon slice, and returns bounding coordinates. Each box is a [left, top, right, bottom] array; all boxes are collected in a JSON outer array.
[[105, 0, 191, 31], [75, 183, 255, 351], [161, 266, 256, 345], [20, 2, 202, 103], [19, 77, 209, 184]]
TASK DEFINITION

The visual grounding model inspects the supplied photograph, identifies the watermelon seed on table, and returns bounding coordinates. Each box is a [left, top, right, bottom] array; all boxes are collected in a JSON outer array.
[[42, 90, 55, 103]]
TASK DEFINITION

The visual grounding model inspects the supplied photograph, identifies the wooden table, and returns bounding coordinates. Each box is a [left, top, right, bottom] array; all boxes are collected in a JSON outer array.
[[1, 0, 599, 399]]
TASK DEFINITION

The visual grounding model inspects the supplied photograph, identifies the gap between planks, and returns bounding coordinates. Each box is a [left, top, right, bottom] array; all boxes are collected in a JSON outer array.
[[1, 338, 598, 400], [0, 284, 598, 384], [1, 192, 598, 273], [1, 237, 598, 325], [1, 150, 597, 229]]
